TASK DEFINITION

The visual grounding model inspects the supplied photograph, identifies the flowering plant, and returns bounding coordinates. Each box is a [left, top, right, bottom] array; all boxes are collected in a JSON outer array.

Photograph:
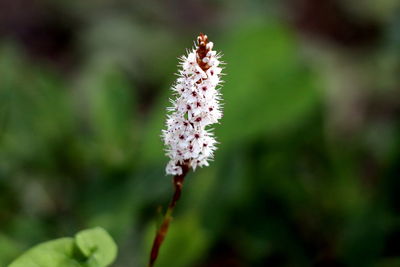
[[7, 33, 224, 267], [149, 33, 224, 267]]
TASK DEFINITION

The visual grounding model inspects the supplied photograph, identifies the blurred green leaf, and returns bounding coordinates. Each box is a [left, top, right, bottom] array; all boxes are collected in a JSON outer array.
[[0, 234, 22, 266], [375, 258, 400, 267], [219, 21, 319, 144], [8, 227, 117, 267], [81, 63, 136, 168], [75, 227, 118, 267], [8, 238, 79, 267], [0, 44, 74, 170]]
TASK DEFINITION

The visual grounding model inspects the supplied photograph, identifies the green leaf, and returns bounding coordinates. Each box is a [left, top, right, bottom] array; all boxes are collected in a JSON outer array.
[[375, 258, 400, 267], [8, 238, 80, 267], [0, 233, 21, 266], [80, 63, 137, 168], [75, 227, 117, 267], [219, 21, 319, 145], [8, 227, 117, 267]]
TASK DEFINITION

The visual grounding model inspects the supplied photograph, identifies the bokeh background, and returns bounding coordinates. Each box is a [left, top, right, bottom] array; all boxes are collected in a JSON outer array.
[[1, 0, 400, 266]]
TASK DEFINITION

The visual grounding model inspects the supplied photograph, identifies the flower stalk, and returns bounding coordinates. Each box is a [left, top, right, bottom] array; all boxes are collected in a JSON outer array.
[[148, 163, 189, 267]]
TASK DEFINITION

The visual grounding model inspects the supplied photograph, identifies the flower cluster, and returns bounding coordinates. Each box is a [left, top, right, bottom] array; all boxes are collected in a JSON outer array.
[[162, 33, 223, 175]]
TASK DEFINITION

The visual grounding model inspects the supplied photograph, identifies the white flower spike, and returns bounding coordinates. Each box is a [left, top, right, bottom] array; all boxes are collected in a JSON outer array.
[[162, 33, 224, 176]]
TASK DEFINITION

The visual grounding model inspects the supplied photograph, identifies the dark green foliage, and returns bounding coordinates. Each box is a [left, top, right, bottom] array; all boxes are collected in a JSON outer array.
[[1, 1, 400, 266]]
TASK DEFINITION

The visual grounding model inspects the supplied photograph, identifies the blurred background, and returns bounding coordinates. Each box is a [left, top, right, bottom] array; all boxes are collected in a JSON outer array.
[[1, 0, 400, 266]]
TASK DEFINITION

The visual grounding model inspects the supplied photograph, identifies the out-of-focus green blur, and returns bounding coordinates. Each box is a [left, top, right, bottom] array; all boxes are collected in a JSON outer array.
[[1, 0, 400, 266]]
